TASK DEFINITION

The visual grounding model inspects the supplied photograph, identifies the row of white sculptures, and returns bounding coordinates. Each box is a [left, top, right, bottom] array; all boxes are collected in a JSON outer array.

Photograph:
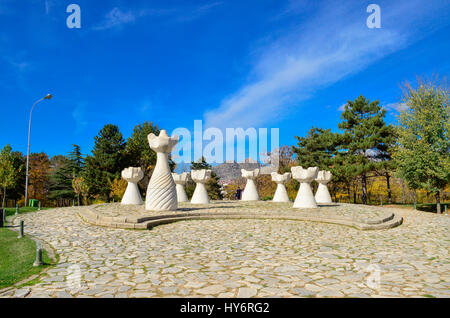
[[120, 130, 333, 210]]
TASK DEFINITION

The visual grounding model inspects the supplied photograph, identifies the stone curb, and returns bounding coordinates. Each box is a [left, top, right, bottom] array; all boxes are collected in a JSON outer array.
[[78, 206, 403, 231]]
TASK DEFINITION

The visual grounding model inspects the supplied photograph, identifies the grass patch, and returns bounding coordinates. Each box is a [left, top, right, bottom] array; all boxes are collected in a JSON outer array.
[[0, 228, 54, 289], [3, 206, 50, 218]]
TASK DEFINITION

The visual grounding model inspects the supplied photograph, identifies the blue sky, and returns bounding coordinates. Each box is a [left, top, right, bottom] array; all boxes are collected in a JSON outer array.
[[0, 0, 449, 161]]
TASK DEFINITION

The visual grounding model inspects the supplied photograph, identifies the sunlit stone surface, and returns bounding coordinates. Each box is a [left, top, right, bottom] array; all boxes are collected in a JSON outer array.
[[145, 130, 179, 211], [271, 172, 291, 203], [315, 170, 333, 204], [291, 166, 319, 208], [191, 169, 212, 204], [121, 167, 144, 205], [172, 172, 190, 203], [241, 169, 260, 201]]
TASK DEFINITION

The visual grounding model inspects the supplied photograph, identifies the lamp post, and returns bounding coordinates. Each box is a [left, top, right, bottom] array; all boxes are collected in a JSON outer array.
[[24, 94, 52, 207]]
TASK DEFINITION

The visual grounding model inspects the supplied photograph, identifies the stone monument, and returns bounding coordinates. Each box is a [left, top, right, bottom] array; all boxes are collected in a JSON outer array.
[[241, 168, 260, 201], [291, 166, 319, 208], [145, 130, 179, 211], [121, 167, 144, 205], [315, 170, 333, 204], [172, 172, 190, 203], [271, 172, 291, 203], [191, 169, 212, 204]]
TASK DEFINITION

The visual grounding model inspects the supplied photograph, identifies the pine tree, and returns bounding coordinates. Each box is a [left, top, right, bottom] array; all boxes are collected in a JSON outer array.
[[48, 155, 75, 204], [67, 144, 84, 177], [84, 124, 127, 201], [338, 95, 395, 204], [292, 127, 338, 170], [48, 145, 85, 205]]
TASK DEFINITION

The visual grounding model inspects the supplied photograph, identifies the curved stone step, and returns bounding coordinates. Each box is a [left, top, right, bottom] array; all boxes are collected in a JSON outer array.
[[79, 208, 403, 231]]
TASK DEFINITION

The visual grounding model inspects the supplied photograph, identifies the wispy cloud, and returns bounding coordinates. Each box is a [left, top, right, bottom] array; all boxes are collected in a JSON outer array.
[[174, 2, 223, 23], [384, 102, 407, 113], [92, 7, 139, 31], [72, 103, 88, 134], [44, 0, 56, 15], [204, 0, 450, 129], [93, 2, 222, 31]]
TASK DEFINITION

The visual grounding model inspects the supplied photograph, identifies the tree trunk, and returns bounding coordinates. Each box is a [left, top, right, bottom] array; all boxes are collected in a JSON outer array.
[[77, 194, 80, 206], [346, 183, 351, 203], [361, 174, 368, 205], [2, 187, 6, 209], [401, 180, 406, 204], [435, 191, 441, 214], [385, 172, 392, 204]]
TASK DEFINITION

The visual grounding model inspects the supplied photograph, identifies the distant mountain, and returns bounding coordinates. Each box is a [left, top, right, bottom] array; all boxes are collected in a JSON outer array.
[[212, 159, 261, 184]]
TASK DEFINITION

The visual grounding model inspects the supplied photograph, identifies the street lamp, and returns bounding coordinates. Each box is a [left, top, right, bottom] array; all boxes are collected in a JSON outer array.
[[24, 94, 52, 207]]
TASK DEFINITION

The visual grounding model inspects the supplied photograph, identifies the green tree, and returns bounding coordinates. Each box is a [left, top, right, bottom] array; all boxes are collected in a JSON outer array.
[[394, 77, 449, 213], [49, 145, 85, 206], [338, 95, 396, 204], [67, 144, 84, 177], [0, 144, 21, 208], [48, 155, 75, 205], [126, 121, 160, 171], [72, 176, 89, 206], [84, 124, 127, 201], [6, 151, 25, 204], [292, 127, 338, 170]]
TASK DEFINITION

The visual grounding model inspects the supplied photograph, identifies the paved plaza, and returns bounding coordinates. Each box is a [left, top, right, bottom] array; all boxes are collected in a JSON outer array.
[[2, 203, 449, 298]]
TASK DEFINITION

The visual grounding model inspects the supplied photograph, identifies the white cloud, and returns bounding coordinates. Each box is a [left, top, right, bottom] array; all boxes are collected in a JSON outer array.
[[338, 103, 347, 112], [384, 102, 407, 113], [203, 0, 450, 129]]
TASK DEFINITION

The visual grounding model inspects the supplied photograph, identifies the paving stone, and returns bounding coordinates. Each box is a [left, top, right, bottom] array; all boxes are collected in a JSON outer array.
[[317, 290, 344, 297], [292, 288, 316, 297], [196, 285, 226, 295], [237, 288, 257, 298], [129, 292, 156, 298], [14, 288, 31, 298]]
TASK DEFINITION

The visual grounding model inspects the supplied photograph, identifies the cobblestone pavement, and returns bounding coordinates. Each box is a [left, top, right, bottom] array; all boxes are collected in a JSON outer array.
[[3, 204, 450, 298], [92, 201, 390, 220]]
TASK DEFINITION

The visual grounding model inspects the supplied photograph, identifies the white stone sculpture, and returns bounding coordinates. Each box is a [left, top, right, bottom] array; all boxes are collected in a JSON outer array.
[[172, 172, 190, 203], [241, 168, 260, 201], [315, 170, 333, 204], [291, 166, 319, 208], [145, 130, 179, 211], [121, 167, 144, 205], [271, 172, 291, 203], [190, 169, 212, 204]]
